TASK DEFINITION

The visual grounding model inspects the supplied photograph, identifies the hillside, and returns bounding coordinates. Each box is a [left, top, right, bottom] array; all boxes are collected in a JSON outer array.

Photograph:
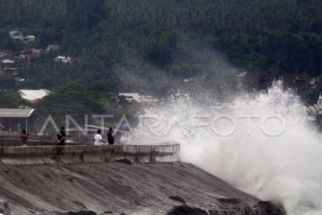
[[0, 0, 322, 121]]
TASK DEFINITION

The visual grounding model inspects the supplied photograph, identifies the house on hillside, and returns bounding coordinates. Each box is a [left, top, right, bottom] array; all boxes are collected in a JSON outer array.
[[21, 48, 42, 59], [9, 30, 24, 41], [9, 30, 36, 44], [1, 58, 16, 71], [45, 44, 61, 53], [2, 59, 15, 64], [118, 93, 140, 103], [54, 56, 72, 63], [18, 89, 51, 103], [117, 93, 158, 104], [24, 35, 36, 44], [15, 77, 25, 83]]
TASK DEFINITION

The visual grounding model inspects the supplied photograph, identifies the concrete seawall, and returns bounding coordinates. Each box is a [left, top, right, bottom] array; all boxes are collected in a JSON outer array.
[[0, 138, 84, 147], [0, 141, 286, 215], [0, 144, 180, 165], [0, 163, 286, 215]]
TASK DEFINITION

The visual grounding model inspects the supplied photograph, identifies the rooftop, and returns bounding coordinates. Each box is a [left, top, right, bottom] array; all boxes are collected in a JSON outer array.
[[18, 89, 50, 102], [118, 93, 140, 102], [0, 108, 34, 118]]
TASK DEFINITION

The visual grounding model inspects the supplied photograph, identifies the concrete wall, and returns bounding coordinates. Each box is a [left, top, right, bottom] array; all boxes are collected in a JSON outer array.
[[0, 144, 180, 165], [0, 138, 82, 147]]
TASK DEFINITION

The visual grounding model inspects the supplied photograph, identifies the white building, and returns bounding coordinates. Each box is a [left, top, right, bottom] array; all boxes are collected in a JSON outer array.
[[45, 44, 60, 53], [24, 35, 36, 43], [18, 89, 51, 103], [1, 59, 16, 70], [118, 93, 140, 103], [2, 59, 15, 64], [118, 93, 158, 104], [9, 30, 24, 41], [55, 56, 72, 63]]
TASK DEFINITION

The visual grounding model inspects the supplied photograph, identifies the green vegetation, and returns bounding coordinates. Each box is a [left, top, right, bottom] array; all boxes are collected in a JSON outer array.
[[35, 82, 112, 124], [0, 91, 30, 108], [0, 0, 322, 104]]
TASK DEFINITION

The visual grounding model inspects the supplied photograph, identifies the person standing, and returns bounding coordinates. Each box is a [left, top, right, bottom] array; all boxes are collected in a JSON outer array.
[[107, 128, 115, 145], [55, 126, 66, 161], [56, 126, 66, 146], [20, 129, 30, 145], [94, 129, 104, 145]]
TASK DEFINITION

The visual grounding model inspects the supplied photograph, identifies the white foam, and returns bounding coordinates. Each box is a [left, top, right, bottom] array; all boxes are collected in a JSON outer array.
[[126, 81, 322, 215]]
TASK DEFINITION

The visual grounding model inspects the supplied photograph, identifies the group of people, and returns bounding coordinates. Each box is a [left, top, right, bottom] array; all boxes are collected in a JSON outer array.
[[56, 126, 115, 146], [19, 127, 116, 146], [93, 128, 115, 145]]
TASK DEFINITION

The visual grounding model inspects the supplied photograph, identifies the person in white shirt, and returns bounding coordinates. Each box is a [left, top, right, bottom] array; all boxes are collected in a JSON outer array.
[[94, 129, 104, 145]]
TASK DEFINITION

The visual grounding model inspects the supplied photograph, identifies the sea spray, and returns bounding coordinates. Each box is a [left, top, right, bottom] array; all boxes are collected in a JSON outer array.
[[125, 81, 322, 215]]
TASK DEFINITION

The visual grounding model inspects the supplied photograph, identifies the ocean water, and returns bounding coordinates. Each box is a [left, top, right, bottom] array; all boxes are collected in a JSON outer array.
[[125, 81, 322, 215]]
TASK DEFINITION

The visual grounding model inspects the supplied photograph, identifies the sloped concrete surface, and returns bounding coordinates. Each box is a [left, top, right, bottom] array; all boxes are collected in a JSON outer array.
[[0, 162, 285, 215]]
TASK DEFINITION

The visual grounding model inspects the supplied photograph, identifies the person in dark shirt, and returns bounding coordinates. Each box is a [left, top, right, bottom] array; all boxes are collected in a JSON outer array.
[[20, 129, 30, 145], [55, 126, 66, 161], [107, 128, 115, 145], [56, 126, 66, 145]]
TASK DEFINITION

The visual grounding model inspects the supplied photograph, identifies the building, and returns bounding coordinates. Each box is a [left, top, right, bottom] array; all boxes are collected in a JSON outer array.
[[118, 93, 140, 103], [2, 59, 14, 64], [55, 56, 71, 63], [18, 89, 50, 103], [24, 35, 36, 43], [1, 58, 16, 71], [0, 108, 35, 131], [21, 48, 42, 59], [117, 93, 158, 104], [9, 31, 36, 44], [45, 44, 61, 53], [14, 77, 25, 83], [9, 30, 24, 41]]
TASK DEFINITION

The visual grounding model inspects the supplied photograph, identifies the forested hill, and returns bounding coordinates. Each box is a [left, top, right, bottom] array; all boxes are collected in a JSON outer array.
[[0, 0, 322, 97]]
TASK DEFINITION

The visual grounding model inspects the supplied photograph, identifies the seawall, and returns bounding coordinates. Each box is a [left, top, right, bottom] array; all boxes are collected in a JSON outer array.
[[0, 144, 180, 165], [0, 142, 285, 215], [0, 162, 286, 215]]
